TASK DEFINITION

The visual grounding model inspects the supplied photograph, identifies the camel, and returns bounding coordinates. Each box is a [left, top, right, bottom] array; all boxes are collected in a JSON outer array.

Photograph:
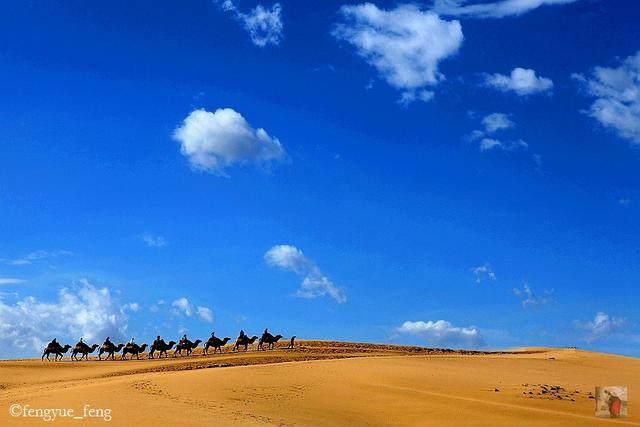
[[42, 343, 71, 361], [121, 343, 148, 360], [71, 343, 99, 361], [233, 335, 258, 352], [258, 333, 283, 351], [203, 337, 231, 355], [98, 343, 124, 361], [148, 340, 176, 359], [173, 339, 202, 357]]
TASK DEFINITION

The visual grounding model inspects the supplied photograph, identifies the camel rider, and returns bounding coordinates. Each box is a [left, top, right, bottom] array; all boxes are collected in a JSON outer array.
[[104, 336, 112, 347], [154, 335, 162, 347], [239, 330, 245, 339], [263, 328, 269, 338], [79, 337, 83, 344], [180, 334, 187, 346], [210, 331, 216, 340], [129, 337, 135, 345], [50, 338, 58, 347]]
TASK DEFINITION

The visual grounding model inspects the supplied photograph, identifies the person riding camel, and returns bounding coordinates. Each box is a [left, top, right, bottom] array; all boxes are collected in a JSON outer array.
[[49, 338, 58, 348], [263, 328, 269, 338], [239, 329, 245, 339], [104, 336, 112, 347], [210, 331, 216, 340], [153, 335, 162, 347], [179, 334, 188, 346], [79, 337, 84, 344]]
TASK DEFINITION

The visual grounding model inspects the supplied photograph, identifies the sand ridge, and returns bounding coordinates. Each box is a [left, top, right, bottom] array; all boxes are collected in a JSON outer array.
[[0, 341, 637, 426]]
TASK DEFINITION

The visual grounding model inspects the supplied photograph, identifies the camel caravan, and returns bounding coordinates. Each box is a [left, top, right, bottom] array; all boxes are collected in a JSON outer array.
[[41, 329, 296, 362]]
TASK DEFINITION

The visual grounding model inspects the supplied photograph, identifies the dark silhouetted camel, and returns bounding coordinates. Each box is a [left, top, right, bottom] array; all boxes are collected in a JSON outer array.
[[71, 342, 99, 361], [258, 333, 283, 350], [233, 335, 258, 352], [122, 343, 148, 360], [42, 343, 71, 361], [174, 339, 202, 357], [98, 342, 124, 360], [148, 340, 176, 359], [203, 337, 230, 355]]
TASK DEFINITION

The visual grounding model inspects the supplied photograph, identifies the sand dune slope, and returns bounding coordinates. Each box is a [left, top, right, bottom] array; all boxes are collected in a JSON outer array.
[[0, 342, 637, 426]]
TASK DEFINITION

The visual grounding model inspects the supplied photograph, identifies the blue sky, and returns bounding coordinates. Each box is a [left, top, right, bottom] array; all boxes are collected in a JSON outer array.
[[1, 0, 639, 358]]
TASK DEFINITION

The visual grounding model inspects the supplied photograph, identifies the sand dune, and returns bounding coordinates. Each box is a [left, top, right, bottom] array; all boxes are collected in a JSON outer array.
[[0, 341, 637, 426]]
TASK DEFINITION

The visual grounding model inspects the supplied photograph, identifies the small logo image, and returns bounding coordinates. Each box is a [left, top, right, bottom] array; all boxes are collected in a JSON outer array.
[[595, 386, 627, 418]]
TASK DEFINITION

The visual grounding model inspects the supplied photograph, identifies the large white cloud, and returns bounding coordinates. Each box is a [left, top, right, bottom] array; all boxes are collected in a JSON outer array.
[[333, 3, 463, 104], [432, 0, 581, 19], [395, 320, 485, 347], [573, 51, 640, 145], [265, 245, 346, 303], [0, 279, 131, 356], [173, 108, 287, 176], [220, 1, 283, 47], [485, 67, 553, 96]]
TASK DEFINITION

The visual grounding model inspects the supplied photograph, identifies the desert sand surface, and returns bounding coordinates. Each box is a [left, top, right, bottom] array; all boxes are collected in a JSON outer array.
[[0, 341, 637, 426]]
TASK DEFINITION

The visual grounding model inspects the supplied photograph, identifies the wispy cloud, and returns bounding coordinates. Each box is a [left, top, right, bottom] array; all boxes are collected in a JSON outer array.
[[512, 282, 553, 307], [574, 312, 624, 343], [395, 320, 485, 347], [471, 264, 496, 283], [333, 3, 463, 105], [468, 113, 529, 152], [265, 244, 346, 303], [5, 250, 72, 266], [142, 233, 167, 248], [219, 1, 283, 47], [173, 108, 287, 177], [171, 297, 213, 323], [432, 0, 581, 19], [0, 278, 26, 285]]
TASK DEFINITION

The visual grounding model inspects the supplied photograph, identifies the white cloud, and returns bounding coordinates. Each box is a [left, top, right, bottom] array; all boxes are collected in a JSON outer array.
[[0, 279, 130, 355], [170, 298, 213, 323], [471, 264, 496, 283], [480, 138, 528, 152], [265, 244, 346, 303], [0, 278, 25, 285], [432, 0, 581, 19], [512, 282, 553, 307], [333, 3, 463, 104], [485, 67, 553, 95], [482, 113, 514, 133], [6, 250, 72, 266], [395, 320, 485, 347], [220, 1, 283, 47], [573, 51, 640, 144], [468, 113, 529, 153], [171, 297, 193, 317], [196, 306, 213, 323], [575, 312, 624, 343], [122, 302, 140, 312], [142, 233, 167, 248], [173, 108, 287, 177]]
